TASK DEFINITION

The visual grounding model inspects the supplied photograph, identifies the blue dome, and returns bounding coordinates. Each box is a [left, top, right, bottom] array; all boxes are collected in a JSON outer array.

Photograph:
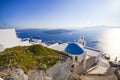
[[65, 43, 84, 55]]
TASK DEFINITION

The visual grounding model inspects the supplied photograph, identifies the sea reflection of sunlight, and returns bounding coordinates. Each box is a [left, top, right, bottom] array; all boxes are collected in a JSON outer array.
[[99, 28, 120, 60]]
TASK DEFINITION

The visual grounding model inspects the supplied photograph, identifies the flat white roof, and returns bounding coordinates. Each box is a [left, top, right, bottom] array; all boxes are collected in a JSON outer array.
[[48, 43, 68, 51], [85, 48, 101, 57]]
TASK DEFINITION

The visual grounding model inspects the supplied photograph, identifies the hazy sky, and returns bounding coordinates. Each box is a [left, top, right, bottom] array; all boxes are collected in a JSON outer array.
[[0, 0, 120, 29]]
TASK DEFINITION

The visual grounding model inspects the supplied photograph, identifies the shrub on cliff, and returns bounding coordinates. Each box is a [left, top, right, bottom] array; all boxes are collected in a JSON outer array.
[[0, 45, 62, 73]]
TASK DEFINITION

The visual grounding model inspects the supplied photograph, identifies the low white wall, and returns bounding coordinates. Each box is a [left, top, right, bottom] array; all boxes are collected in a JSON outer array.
[[0, 44, 4, 52]]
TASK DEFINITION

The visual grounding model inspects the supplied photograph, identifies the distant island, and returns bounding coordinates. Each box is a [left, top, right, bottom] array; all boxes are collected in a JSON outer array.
[[42, 29, 73, 34]]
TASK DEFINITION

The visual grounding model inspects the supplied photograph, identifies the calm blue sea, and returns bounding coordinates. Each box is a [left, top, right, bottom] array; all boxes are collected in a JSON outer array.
[[16, 28, 106, 48], [16, 27, 120, 60]]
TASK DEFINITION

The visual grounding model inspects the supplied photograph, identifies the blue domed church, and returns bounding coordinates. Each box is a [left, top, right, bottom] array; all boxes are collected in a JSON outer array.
[[49, 35, 103, 72], [65, 43, 86, 65]]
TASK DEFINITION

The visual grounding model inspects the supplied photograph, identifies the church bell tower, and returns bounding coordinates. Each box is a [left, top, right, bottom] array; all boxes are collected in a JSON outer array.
[[78, 35, 86, 47]]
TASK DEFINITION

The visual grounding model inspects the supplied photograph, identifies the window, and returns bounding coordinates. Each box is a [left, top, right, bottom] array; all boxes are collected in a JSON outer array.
[[75, 56, 78, 61]]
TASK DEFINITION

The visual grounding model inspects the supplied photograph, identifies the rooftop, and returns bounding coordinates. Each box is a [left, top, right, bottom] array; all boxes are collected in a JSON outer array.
[[48, 43, 68, 51]]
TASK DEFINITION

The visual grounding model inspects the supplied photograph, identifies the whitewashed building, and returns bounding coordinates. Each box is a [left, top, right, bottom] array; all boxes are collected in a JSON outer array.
[[0, 29, 30, 51], [65, 43, 86, 64], [49, 36, 102, 70]]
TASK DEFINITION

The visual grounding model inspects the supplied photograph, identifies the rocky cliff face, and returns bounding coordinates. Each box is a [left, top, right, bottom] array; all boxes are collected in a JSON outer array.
[[8, 68, 28, 80], [0, 58, 72, 80], [0, 68, 28, 80], [47, 58, 72, 80]]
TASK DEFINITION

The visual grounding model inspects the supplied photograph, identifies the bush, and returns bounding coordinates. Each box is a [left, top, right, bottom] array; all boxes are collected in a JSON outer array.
[[0, 45, 62, 73]]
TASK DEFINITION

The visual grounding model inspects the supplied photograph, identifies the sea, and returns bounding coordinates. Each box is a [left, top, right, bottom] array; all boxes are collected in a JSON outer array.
[[16, 27, 120, 60]]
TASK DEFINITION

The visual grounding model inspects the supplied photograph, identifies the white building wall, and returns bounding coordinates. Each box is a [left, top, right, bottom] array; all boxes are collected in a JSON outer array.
[[0, 29, 31, 50], [0, 29, 19, 48], [71, 53, 85, 63]]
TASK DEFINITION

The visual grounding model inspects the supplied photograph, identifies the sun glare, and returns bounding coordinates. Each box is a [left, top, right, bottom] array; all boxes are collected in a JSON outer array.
[[100, 28, 120, 60]]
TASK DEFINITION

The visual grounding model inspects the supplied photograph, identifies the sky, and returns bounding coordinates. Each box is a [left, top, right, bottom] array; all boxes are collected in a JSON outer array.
[[0, 0, 120, 29]]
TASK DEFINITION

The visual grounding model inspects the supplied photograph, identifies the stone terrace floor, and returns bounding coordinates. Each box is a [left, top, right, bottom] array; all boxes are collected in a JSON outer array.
[[80, 67, 118, 80]]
